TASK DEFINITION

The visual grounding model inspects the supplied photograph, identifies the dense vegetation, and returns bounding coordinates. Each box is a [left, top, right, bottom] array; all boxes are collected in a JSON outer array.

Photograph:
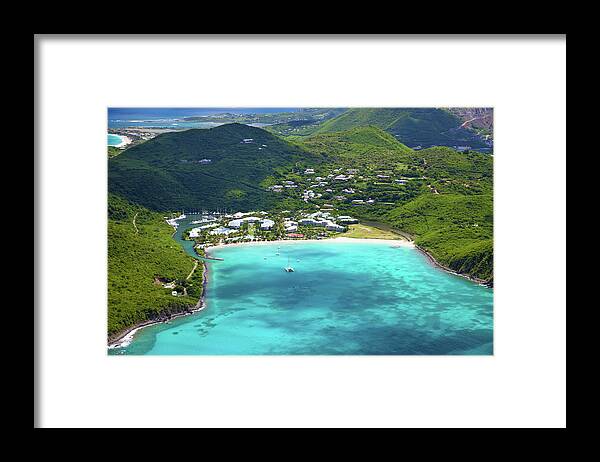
[[107, 194, 203, 339], [312, 108, 490, 149], [107, 146, 122, 158], [387, 194, 493, 280], [108, 123, 323, 212]]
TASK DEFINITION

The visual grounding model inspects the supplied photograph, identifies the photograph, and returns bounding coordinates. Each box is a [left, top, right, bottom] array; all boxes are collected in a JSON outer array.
[[35, 34, 565, 428], [107, 107, 494, 355]]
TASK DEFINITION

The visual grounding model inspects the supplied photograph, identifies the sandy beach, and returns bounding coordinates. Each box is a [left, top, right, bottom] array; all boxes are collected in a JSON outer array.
[[114, 135, 132, 148], [204, 236, 414, 255]]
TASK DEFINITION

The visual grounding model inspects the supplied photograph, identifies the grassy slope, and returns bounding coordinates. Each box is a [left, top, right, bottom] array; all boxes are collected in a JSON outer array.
[[107, 146, 122, 158], [108, 123, 323, 212], [107, 194, 203, 339], [299, 126, 414, 166], [344, 224, 403, 240], [386, 176, 493, 281]]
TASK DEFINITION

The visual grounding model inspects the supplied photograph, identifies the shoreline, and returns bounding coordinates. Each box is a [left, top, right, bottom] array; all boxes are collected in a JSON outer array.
[[108, 133, 132, 148], [107, 261, 209, 349], [204, 236, 414, 255], [108, 234, 490, 349], [415, 244, 492, 288], [203, 236, 490, 286]]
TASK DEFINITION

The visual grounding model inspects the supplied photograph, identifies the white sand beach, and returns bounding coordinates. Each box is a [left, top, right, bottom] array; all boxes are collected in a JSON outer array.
[[205, 236, 414, 255], [114, 135, 132, 148]]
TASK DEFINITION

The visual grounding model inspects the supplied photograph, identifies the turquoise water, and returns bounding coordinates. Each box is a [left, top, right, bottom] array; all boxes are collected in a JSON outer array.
[[107, 134, 123, 146], [110, 237, 493, 355]]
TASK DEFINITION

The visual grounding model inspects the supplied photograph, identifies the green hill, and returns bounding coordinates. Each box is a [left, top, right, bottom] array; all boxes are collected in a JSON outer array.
[[314, 108, 489, 149], [108, 123, 321, 211], [387, 193, 493, 281], [107, 194, 204, 340], [297, 126, 415, 168], [294, 128, 493, 281]]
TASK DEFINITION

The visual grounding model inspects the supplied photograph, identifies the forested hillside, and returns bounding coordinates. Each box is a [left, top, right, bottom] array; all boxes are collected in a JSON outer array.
[[107, 194, 203, 339], [313, 108, 490, 149], [108, 123, 323, 211]]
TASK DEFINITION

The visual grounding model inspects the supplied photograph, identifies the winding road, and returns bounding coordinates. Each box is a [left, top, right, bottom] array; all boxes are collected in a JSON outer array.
[[132, 212, 139, 234]]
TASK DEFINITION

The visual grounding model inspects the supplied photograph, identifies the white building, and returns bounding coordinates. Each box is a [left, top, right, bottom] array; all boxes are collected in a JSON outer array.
[[260, 219, 275, 230], [326, 223, 345, 232], [210, 227, 236, 235], [337, 216, 358, 224], [228, 217, 261, 228], [334, 175, 350, 181]]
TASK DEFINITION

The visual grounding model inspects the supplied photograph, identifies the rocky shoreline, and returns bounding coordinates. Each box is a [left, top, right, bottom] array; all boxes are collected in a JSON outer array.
[[415, 244, 493, 288], [107, 261, 209, 348]]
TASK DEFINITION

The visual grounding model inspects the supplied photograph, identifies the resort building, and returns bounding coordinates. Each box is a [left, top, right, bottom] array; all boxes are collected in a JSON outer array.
[[228, 217, 262, 228], [298, 218, 324, 227], [260, 219, 275, 230], [188, 223, 219, 238], [284, 220, 298, 232], [326, 223, 346, 232], [337, 216, 358, 224], [210, 227, 236, 236]]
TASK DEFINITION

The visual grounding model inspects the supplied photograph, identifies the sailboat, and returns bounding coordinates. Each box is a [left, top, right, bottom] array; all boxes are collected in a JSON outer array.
[[284, 256, 295, 272]]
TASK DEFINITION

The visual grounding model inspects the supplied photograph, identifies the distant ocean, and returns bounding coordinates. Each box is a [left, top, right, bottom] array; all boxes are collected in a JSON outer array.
[[108, 108, 300, 129]]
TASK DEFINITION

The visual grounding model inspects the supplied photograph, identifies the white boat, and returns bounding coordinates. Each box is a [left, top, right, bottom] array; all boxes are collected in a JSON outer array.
[[284, 257, 295, 272]]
